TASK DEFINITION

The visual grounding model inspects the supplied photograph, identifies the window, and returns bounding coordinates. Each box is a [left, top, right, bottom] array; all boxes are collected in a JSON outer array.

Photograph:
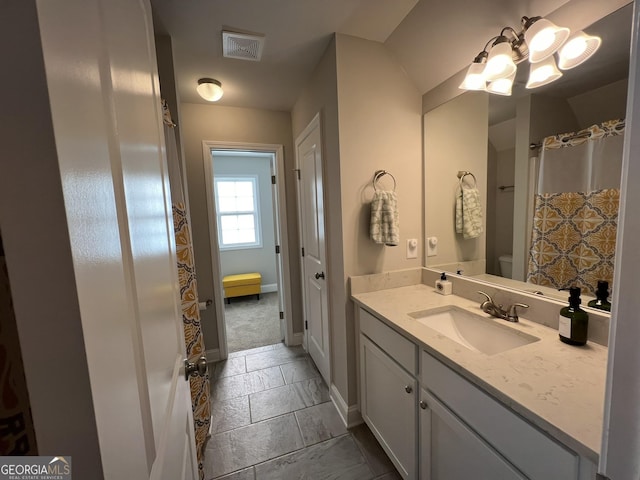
[[214, 176, 262, 250]]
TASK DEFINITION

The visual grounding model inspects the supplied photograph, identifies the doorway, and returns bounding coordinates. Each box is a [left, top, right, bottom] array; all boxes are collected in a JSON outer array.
[[202, 141, 294, 358]]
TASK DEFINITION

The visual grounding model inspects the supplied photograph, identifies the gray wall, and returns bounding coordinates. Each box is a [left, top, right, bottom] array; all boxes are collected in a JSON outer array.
[[292, 33, 423, 408], [213, 154, 277, 287], [180, 103, 301, 353]]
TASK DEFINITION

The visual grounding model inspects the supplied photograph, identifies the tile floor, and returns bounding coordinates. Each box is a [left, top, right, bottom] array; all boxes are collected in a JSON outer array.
[[204, 342, 401, 480]]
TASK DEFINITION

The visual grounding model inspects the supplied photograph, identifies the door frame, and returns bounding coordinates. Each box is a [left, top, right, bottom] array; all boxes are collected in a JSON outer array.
[[202, 140, 294, 359], [294, 112, 331, 375]]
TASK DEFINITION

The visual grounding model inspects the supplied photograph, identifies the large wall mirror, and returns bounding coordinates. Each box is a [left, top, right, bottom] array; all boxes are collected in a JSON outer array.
[[424, 2, 631, 307]]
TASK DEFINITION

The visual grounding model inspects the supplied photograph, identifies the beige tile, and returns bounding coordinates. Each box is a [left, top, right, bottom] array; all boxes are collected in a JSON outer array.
[[204, 414, 303, 478], [295, 402, 348, 446]]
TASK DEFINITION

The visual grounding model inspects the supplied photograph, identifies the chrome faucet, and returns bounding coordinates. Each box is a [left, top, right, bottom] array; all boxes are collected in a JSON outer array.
[[477, 291, 529, 322]]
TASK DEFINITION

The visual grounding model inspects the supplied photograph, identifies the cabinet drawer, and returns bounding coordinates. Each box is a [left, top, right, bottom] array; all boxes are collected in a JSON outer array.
[[422, 351, 579, 480], [360, 308, 417, 374]]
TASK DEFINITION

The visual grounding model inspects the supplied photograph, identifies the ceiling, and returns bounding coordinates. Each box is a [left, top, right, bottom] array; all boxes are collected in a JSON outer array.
[[151, 0, 628, 113]]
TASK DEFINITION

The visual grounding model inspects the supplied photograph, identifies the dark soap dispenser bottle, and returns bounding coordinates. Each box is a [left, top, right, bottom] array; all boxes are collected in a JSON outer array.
[[587, 280, 611, 312], [559, 287, 589, 346]]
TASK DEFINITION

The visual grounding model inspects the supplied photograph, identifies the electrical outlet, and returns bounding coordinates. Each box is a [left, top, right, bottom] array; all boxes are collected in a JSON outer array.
[[406, 238, 418, 259], [427, 236, 438, 257]]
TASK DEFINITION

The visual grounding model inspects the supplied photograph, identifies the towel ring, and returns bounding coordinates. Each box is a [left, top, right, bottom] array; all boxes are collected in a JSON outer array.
[[373, 170, 396, 192], [457, 171, 477, 188]]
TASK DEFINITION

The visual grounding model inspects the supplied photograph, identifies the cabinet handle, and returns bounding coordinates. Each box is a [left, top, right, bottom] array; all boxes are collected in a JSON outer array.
[[405, 385, 413, 394], [419, 400, 427, 410]]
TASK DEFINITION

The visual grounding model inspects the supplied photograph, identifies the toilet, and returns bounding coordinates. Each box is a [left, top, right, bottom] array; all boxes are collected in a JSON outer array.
[[498, 254, 513, 278]]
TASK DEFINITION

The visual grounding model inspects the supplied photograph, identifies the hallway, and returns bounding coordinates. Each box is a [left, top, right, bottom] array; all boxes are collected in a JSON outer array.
[[205, 343, 401, 479]]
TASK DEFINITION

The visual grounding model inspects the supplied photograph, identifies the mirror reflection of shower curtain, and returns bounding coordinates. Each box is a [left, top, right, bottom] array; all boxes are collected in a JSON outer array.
[[527, 119, 624, 294]]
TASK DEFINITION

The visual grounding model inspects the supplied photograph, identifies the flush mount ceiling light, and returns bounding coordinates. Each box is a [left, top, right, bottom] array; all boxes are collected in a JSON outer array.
[[459, 15, 601, 96], [196, 78, 224, 102]]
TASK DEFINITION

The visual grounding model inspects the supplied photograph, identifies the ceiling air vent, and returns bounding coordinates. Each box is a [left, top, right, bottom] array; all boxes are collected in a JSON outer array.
[[222, 31, 265, 62]]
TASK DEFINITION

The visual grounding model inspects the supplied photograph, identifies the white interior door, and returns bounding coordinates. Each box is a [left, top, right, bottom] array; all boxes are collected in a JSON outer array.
[[296, 114, 331, 383], [35, 0, 197, 478]]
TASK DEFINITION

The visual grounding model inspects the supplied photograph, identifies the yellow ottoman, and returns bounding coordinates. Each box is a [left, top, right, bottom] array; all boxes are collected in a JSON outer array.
[[223, 273, 262, 304]]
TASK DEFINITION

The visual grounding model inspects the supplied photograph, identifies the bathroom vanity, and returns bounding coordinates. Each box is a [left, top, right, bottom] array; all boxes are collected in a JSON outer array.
[[351, 269, 607, 480]]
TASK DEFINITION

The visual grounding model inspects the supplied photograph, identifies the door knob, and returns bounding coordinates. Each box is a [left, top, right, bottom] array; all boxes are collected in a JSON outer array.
[[315, 272, 325, 280], [405, 385, 413, 394], [420, 400, 428, 410], [184, 355, 208, 381]]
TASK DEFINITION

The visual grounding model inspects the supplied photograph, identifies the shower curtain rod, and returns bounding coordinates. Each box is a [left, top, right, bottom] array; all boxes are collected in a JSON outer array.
[[529, 131, 592, 150]]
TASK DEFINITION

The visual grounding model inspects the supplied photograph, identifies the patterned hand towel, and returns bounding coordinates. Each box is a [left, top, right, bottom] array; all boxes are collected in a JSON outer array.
[[370, 190, 399, 246], [455, 185, 483, 239]]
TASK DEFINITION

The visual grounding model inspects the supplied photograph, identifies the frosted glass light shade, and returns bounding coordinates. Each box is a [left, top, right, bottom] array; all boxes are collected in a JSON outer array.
[[197, 78, 224, 101], [459, 62, 487, 91], [525, 18, 570, 63], [558, 31, 602, 70], [487, 71, 516, 96], [484, 41, 517, 81], [526, 56, 562, 89]]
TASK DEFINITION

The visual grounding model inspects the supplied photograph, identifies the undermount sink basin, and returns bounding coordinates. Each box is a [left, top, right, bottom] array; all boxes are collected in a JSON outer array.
[[408, 306, 539, 355]]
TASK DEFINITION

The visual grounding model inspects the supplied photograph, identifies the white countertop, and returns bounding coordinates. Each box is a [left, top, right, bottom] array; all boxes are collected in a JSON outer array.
[[352, 283, 608, 462]]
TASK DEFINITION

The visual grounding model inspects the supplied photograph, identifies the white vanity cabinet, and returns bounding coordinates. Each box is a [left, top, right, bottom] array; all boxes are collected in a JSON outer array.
[[359, 309, 418, 479], [419, 388, 525, 479], [357, 306, 598, 480]]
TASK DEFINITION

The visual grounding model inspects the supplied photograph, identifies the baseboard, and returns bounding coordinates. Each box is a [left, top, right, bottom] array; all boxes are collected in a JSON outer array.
[[289, 332, 304, 346], [261, 283, 278, 293], [205, 348, 221, 363], [330, 384, 363, 429]]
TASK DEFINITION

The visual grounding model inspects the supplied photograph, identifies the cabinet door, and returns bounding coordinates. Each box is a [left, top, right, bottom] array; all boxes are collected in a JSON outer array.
[[361, 335, 417, 479], [420, 389, 526, 480]]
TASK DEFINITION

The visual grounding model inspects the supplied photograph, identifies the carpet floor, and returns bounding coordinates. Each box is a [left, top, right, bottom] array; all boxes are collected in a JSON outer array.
[[224, 292, 282, 353]]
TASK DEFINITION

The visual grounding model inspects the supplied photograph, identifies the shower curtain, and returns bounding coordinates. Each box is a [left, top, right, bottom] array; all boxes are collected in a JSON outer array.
[[163, 100, 210, 479], [527, 119, 624, 294]]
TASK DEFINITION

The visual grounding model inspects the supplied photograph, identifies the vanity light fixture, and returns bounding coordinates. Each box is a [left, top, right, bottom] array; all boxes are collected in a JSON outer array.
[[526, 55, 563, 89], [459, 15, 601, 95], [484, 37, 517, 81], [196, 78, 224, 102], [459, 53, 489, 91], [557, 31, 602, 70], [523, 17, 570, 63], [487, 70, 517, 96]]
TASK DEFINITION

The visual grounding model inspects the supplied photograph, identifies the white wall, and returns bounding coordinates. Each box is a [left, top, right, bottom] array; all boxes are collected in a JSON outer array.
[[424, 92, 488, 272], [180, 103, 300, 352], [213, 154, 278, 287]]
